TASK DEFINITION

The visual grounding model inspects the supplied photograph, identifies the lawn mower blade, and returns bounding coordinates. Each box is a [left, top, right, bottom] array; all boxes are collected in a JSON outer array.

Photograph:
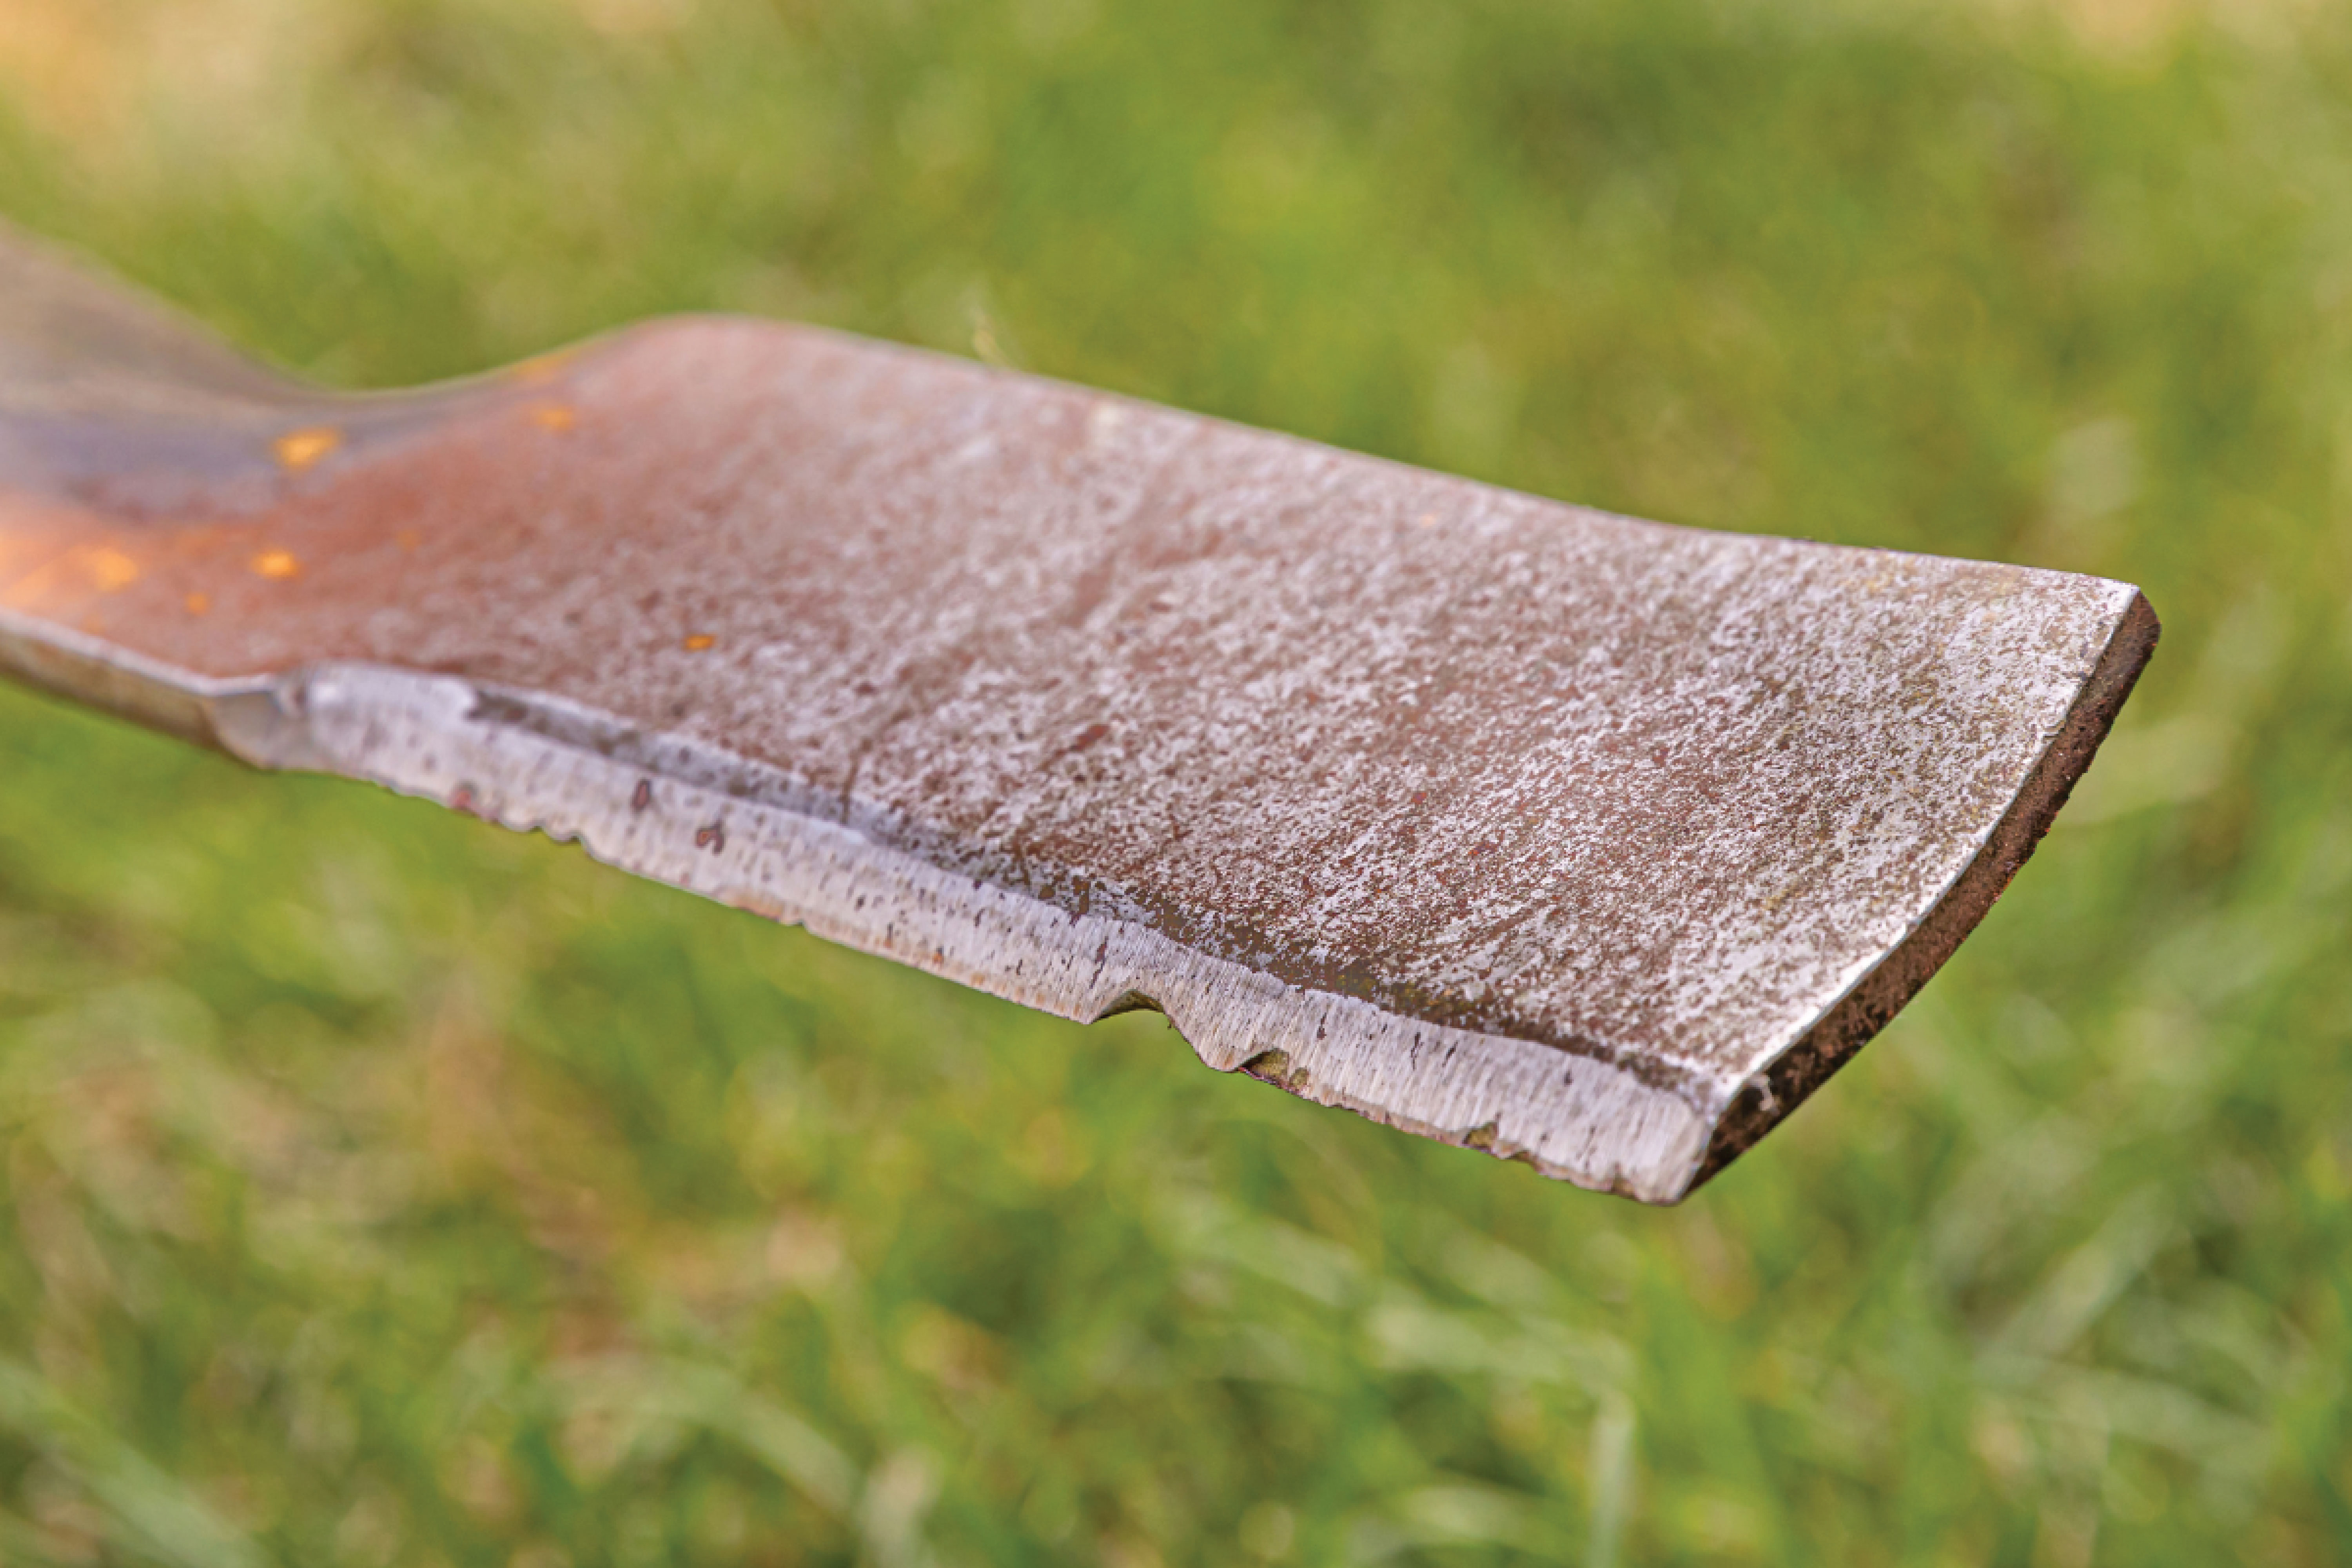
[[0, 228, 2157, 1203]]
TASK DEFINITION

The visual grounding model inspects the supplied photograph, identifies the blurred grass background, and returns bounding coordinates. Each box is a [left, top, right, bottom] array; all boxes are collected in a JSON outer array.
[[0, 0, 2348, 1561]]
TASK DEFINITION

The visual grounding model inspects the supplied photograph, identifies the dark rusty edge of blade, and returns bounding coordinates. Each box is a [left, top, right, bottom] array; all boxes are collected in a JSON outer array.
[[1689, 589, 2163, 1191]]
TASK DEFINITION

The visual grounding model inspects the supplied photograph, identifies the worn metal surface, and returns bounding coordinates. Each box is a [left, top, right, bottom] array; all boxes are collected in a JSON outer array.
[[0, 228, 2156, 1201]]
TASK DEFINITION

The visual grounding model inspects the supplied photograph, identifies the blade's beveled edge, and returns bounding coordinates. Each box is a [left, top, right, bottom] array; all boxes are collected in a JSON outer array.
[[1691, 588, 2162, 1190], [0, 572, 2158, 1206], [309, 666, 1719, 1199], [0, 585, 2157, 1204], [0, 611, 1714, 1200]]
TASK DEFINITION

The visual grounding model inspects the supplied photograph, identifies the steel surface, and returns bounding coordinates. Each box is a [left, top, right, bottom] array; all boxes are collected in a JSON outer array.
[[0, 228, 2156, 1201]]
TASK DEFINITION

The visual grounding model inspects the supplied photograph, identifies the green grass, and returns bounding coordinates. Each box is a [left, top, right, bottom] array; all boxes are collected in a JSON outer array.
[[2, 0, 2349, 1561]]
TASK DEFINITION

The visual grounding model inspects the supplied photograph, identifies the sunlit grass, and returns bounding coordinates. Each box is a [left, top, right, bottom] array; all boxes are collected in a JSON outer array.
[[2, 1, 2350, 1562]]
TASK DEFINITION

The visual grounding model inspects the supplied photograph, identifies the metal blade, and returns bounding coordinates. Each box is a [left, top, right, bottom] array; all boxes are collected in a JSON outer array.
[[0, 226, 2156, 1202]]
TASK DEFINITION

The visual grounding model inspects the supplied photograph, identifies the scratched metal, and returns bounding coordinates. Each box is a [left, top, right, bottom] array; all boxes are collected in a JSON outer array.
[[0, 228, 2157, 1201]]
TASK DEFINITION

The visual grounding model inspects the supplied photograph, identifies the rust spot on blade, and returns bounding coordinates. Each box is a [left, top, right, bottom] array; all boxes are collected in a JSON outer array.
[[84, 545, 138, 593], [529, 403, 576, 433], [251, 549, 300, 581], [682, 633, 715, 652], [272, 426, 342, 472], [508, 350, 574, 388]]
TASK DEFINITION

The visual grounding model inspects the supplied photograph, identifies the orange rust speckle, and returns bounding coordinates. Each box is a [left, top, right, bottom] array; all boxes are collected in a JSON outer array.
[[272, 426, 343, 472], [184, 592, 211, 616], [683, 633, 716, 652], [85, 545, 138, 593], [529, 403, 577, 433], [508, 352, 573, 388], [395, 530, 422, 552], [252, 550, 301, 581]]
